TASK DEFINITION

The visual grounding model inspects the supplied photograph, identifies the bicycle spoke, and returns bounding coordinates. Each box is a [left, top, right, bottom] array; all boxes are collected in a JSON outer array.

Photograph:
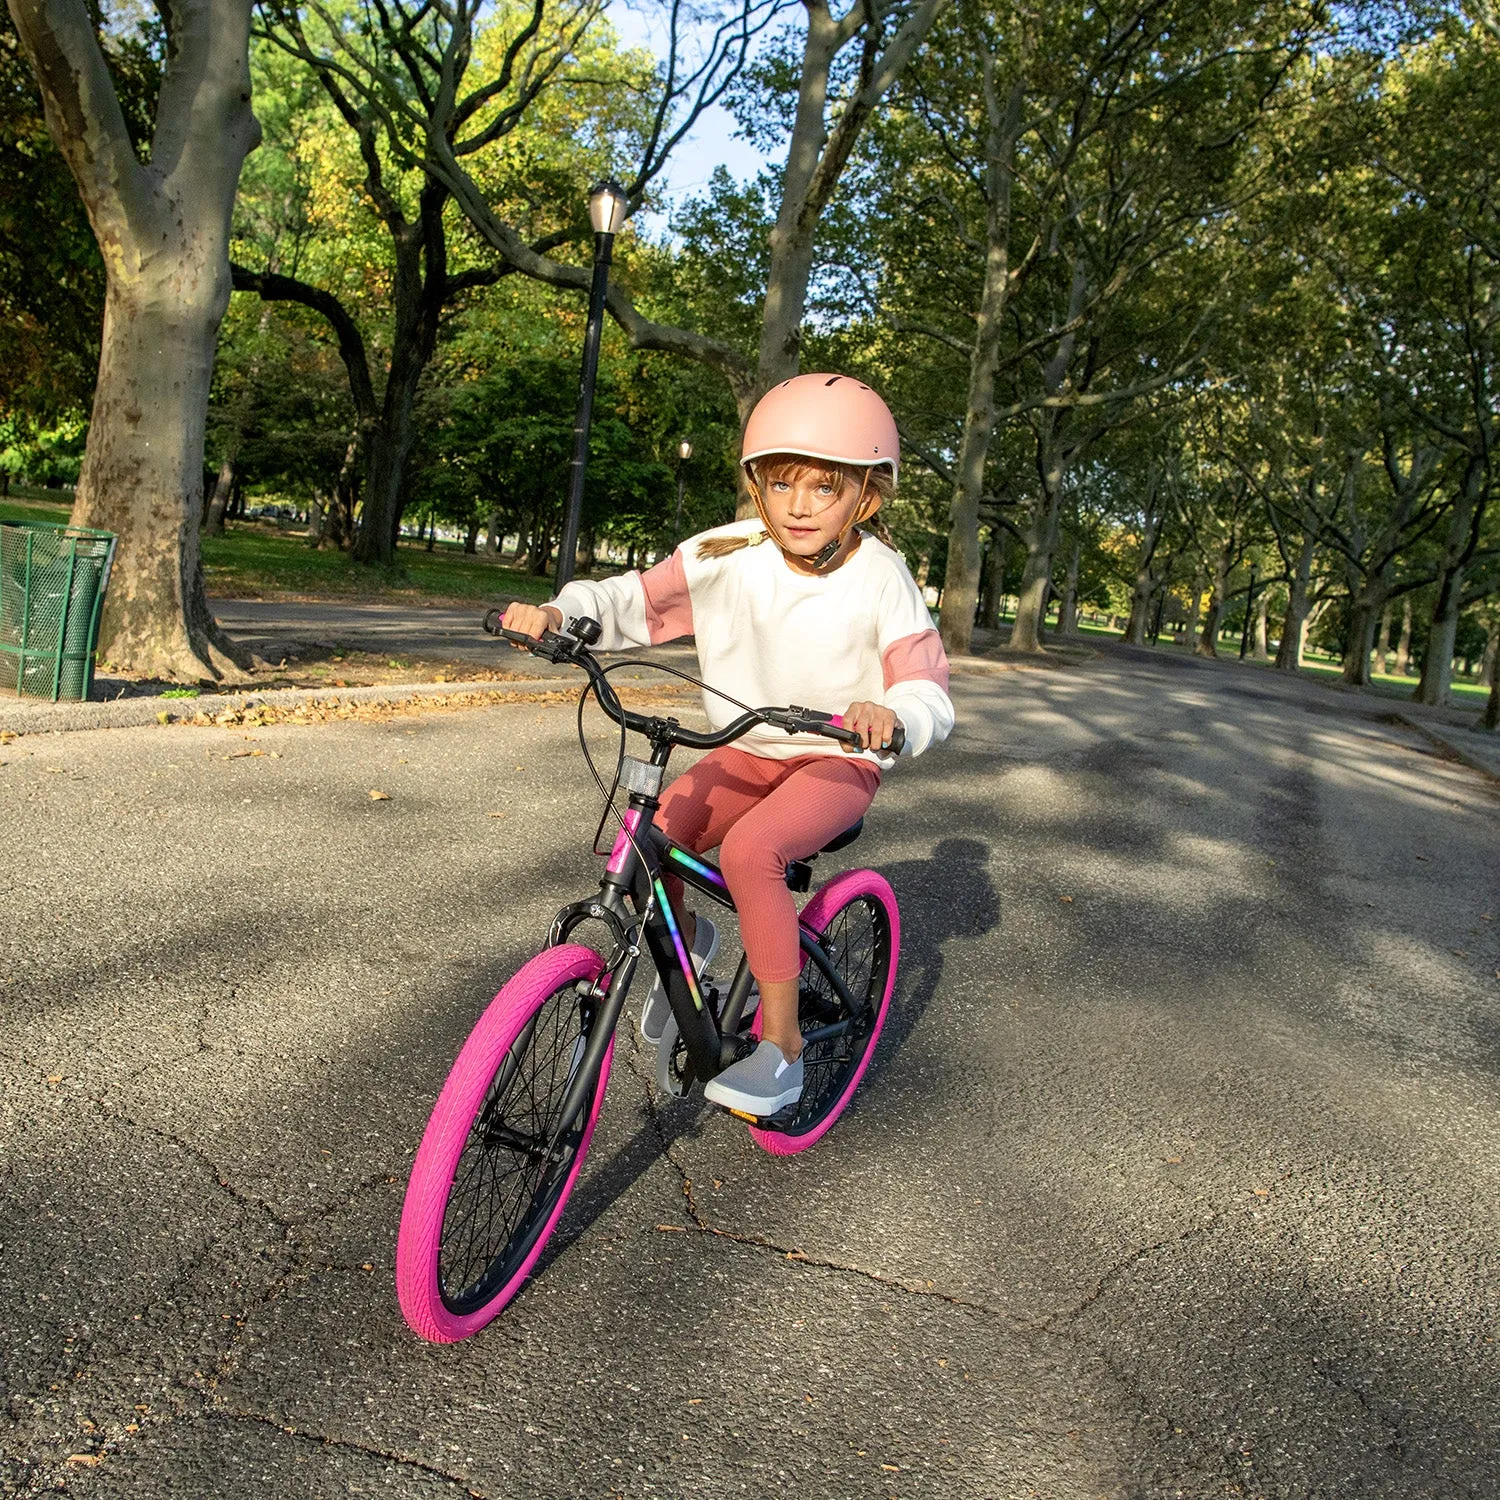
[[438, 980, 600, 1312], [782, 893, 889, 1134]]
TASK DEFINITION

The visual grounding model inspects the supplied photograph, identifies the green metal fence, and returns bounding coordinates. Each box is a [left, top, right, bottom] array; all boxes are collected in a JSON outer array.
[[0, 521, 117, 702]]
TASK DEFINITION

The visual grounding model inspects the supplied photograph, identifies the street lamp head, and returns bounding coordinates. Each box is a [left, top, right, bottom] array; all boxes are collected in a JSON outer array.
[[678, 439, 693, 461], [589, 179, 630, 235]]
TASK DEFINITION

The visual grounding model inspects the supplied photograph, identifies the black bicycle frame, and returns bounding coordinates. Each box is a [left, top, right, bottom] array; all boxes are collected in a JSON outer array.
[[541, 756, 864, 1146]]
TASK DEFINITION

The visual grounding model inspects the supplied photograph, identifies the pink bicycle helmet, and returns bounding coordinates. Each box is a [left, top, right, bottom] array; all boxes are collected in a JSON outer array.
[[741, 373, 900, 481]]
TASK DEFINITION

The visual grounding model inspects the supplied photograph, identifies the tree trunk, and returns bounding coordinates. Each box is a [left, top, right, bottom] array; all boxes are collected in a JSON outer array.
[[530, 522, 553, 576], [204, 457, 234, 537], [1009, 508, 1061, 654], [1253, 589, 1269, 661], [10, 0, 261, 679], [1415, 579, 1461, 706], [484, 509, 500, 554], [937, 67, 1026, 656], [762, 3, 949, 387], [72, 286, 247, 677], [1124, 505, 1161, 645], [1483, 623, 1500, 731], [1274, 530, 1316, 671], [1196, 545, 1233, 659], [464, 518, 480, 554], [1057, 540, 1081, 636], [1183, 566, 1206, 651], [1415, 484, 1479, 706], [307, 492, 325, 547], [1481, 618, 1499, 687], [1340, 591, 1384, 688], [355, 422, 414, 564], [978, 530, 1004, 631], [1373, 599, 1392, 676], [1393, 595, 1412, 676]]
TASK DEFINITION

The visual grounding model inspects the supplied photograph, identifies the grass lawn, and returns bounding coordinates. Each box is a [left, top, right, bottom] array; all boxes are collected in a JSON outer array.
[[0, 493, 74, 526], [0, 497, 557, 606], [198, 525, 558, 605], [1291, 655, 1492, 706]]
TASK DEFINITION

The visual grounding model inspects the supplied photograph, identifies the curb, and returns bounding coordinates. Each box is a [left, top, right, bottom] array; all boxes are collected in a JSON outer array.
[[1394, 713, 1500, 786], [0, 675, 575, 736]]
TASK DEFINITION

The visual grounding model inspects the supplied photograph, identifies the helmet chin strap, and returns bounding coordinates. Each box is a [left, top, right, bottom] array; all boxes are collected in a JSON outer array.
[[748, 467, 876, 573]]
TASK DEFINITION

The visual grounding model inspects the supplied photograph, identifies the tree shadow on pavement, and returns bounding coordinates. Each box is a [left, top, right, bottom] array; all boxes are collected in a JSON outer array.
[[870, 834, 1000, 1071], [533, 837, 1001, 1266]]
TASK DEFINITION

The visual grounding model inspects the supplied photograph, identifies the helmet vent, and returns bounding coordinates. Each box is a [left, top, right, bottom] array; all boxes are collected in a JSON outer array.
[[824, 376, 842, 385]]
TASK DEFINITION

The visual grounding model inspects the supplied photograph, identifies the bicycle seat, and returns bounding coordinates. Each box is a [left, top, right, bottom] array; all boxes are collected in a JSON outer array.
[[818, 819, 863, 854]]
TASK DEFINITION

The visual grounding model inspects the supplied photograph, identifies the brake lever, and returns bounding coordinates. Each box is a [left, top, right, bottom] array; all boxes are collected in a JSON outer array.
[[481, 610, 582, 664]]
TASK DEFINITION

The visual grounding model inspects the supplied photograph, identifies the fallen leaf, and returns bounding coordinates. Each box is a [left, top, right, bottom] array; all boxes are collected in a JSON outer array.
[[881, 1465, 901, 1473], [368, 789, 391, 801], [488, 811, 505, 818], [66, 1455, 101, 1467], [1252, 1188, 1270, 1198], [1415, 854, 1430, 862], [1165, 1155, 1183, 1164], [156, 710, 171, 725], [1059, 895, 1074, 904], [46, 1075, 62, 1085]]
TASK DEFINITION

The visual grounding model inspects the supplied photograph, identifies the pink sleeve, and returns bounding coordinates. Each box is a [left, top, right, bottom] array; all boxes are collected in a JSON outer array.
[[881, 628, 949, 691], [640, 550, 694, 643]]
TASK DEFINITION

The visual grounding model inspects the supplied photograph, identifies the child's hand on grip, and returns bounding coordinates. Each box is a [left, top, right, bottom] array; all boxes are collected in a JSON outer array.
[[842, 701, 900, 753], [501, 602, 563, 642]]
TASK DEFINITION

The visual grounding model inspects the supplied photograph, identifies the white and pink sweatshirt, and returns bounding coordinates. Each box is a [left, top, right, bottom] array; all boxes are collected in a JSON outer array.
[[549, 519, 954, 768]]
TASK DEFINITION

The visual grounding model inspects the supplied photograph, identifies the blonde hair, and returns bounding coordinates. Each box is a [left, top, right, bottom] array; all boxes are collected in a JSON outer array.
[[698, 454, 896, 560]]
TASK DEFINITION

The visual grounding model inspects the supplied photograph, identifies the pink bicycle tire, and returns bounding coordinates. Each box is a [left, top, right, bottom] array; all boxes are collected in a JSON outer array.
[[396, 944, 611, 1342], [749, 868, 899, 1156]]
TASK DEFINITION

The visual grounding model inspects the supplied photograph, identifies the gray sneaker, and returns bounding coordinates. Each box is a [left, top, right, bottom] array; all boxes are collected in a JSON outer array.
[[703, 1041, 803, 1116], [640, 915, 719, 1044]]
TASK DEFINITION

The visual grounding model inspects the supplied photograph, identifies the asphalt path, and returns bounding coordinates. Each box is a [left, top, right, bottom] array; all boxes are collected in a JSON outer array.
[[2, 645, 1497, 1498]]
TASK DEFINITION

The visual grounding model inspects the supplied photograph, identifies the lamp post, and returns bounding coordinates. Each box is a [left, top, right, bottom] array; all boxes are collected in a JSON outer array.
[[671, 438, 693, 547], [555, 178, 629, 592]]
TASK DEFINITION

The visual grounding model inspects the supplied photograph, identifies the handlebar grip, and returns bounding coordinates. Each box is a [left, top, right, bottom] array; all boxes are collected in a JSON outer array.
[[819, 713, 904, 756], [481, 610, 555, 650]]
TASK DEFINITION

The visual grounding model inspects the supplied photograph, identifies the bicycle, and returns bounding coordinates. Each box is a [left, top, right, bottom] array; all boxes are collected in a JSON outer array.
[[395, 614, 902, 1343]]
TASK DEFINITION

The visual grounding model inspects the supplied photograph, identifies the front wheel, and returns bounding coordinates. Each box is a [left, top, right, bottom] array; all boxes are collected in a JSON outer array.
[[750, 869, 899, 1156], [396, 944, 612, 1342]]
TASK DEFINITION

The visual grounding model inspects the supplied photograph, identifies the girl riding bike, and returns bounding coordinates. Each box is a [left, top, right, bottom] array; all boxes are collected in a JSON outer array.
[[502, 374, 954, 1117]]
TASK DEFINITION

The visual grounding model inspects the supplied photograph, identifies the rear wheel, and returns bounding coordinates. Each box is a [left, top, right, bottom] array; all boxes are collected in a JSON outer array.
[[750, 869, 899, 1156], [396, 944, 612, 1342]]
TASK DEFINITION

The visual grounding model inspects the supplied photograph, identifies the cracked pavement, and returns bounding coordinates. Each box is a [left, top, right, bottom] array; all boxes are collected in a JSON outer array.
[[2, 643, 1497, 1498]]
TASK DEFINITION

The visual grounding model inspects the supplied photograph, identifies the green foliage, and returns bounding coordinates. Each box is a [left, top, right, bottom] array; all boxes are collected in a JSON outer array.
[[0, 7, 161, 421]]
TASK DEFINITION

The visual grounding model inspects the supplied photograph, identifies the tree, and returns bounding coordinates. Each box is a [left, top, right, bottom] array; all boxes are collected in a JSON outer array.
[[424, 0, 951, 469], [6, 0, 260, 678], [862, 0, 1320, 654]]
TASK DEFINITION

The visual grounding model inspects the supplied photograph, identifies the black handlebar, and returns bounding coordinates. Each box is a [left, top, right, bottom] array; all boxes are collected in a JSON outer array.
[[482, 610, 905, 756]]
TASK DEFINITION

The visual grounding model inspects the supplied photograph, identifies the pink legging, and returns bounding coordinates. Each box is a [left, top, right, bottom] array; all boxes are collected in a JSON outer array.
[[656, 747, 880, 984]]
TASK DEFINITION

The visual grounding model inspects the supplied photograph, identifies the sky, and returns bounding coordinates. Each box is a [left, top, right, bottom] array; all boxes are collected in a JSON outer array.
[[604, 0, 774, 213]]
